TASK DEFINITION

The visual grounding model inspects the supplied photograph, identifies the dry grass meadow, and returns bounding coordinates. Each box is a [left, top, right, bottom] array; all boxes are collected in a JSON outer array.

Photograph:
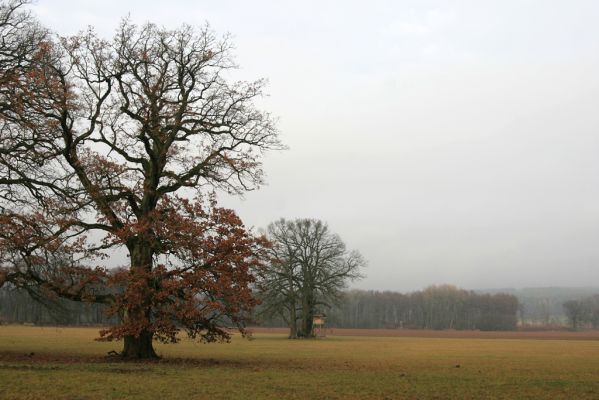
[[1, 325, 599, 399]]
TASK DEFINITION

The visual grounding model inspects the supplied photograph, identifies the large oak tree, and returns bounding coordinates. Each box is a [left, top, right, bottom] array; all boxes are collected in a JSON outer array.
[[0, 1, 281, 358]]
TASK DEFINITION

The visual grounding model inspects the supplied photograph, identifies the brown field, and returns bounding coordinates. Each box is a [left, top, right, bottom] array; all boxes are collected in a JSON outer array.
[[2, 325, 599, 399]]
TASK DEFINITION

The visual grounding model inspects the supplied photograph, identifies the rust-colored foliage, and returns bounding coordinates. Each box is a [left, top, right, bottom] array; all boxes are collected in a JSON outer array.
[[98, 196, 270, 344], [0, 1, 280, 357]]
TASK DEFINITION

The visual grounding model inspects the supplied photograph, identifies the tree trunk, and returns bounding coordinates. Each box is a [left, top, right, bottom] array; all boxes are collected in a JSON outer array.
[[288, 301, 298, 339], [300, 292, 315, 337], [122, 330, 158, 359], [122, 241, 158, 359], [303, 315, 314, 337]]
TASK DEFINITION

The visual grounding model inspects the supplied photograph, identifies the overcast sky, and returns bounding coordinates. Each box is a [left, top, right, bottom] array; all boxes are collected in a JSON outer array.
[[31, 0, 599, 291]]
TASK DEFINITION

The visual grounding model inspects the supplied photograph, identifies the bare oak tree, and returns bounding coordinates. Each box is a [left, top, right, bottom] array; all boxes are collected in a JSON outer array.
[[261, 219, 364, 338], [0, 1, 281, 358]]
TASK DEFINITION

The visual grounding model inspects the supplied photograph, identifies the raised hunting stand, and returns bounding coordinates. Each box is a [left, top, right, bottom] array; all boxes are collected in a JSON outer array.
[[313, 314, 327, 337]]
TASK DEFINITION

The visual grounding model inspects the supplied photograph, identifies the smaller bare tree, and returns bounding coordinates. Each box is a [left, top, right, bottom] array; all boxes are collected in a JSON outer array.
[[260, 219, 364, 338]]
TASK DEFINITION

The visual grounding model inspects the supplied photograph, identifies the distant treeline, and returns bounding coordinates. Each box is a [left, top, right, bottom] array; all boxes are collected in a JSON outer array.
[[258, 285, 520, 331], [0, 285, 521, 331], [482, 286, 599, 325], [329, 286, 519, 330], [0, 288, 114, 326]]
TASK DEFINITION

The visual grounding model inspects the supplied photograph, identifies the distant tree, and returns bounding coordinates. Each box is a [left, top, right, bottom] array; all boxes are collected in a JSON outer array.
[[517, 302, 526, 325], [260, 219, 364, 338], [584, 295, 599, 329], [563, 300, 586, 330], [0, 0, 281, 358]]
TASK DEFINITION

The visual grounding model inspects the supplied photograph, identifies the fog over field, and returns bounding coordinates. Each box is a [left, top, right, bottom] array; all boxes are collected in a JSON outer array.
[[31, 0, 599, 292]]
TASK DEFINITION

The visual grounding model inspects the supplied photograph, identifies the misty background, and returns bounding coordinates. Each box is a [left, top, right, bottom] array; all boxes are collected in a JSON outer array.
[[30, 0, 599, 292]]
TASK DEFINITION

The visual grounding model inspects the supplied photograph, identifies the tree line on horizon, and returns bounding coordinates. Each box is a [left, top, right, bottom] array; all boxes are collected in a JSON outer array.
[[258, 285, 520, 331], [1, 284, 520, 331], [11, 282, 599, 333]]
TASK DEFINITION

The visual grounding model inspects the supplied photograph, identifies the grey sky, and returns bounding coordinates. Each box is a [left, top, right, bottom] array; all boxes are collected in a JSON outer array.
[[31, 0, 599, 291]]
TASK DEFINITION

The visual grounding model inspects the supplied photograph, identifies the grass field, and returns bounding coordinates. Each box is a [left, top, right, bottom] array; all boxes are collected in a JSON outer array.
[[1, 326, 599, 399]]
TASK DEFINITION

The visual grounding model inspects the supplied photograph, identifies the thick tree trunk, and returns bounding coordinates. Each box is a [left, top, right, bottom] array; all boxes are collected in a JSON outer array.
[[300, 293, 315, 338], [122, 330, 158, 359], [288, 300, 298, 339], [303, 314, 314, 337], [121, 241, 158, 359]]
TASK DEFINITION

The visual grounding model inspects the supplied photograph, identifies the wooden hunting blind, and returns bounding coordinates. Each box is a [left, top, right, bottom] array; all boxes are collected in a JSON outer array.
[[313, 313, 327, 337]]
